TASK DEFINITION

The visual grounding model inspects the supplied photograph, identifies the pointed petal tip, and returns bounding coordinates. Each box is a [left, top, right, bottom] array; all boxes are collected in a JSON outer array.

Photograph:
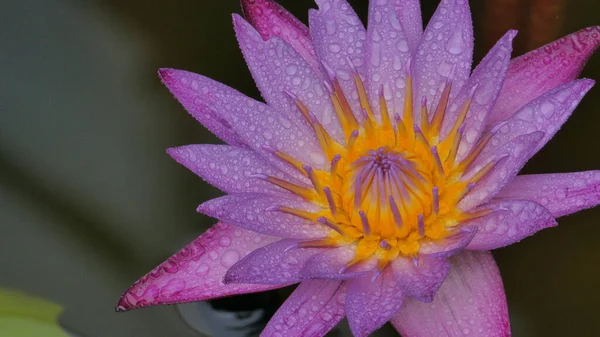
[[166, 146, 181, 157], [506, 29, 519, 41], [157, 68, 179, 86], [115, 298, 131, 312]]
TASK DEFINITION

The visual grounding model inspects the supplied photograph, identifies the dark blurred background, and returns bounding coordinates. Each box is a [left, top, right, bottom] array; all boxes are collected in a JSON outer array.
[[0, 0, 598, 336]]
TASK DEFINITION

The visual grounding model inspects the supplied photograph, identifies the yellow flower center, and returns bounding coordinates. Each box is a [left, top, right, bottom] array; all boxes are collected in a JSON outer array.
[[264, 61, 494, 270]]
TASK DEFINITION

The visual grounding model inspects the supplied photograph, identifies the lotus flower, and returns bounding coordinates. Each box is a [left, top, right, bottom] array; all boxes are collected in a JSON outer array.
[[117, 0, 599, 336]]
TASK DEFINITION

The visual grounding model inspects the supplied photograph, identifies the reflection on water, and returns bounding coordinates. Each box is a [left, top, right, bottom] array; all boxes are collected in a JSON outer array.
[[0, 0, 598, 336]]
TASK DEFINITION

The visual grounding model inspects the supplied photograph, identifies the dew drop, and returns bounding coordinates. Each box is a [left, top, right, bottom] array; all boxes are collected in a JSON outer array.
[[325, 19, 337, 35], [396, 39, 409, 52], [540, 101, 555, 118], [328, 43, 342, 53], [219, 236, 232, 247], [285, 65, 298, 75], [195, 264, 210, 275], [446, 29, 467, 55], [220, 250, 240, 268], [309, 151, 327, 166], [370, 43, 381, 67]]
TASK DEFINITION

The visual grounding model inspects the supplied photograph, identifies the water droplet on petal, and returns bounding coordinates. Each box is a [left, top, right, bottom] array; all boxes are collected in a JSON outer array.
[[328, 43, 342, 53], [446, 29, 467, 55], [540, 101, 555, 117], [220, 249, 240, 268]]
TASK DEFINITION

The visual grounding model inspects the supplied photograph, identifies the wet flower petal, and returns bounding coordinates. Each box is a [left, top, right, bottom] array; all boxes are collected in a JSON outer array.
[[198, 193, 332, 239], [309, 0, 366, 115], [224, 239, 322, 285], [234, 14, 342, 141], [415, 0, 473, 121], [117, 223, 279, 311], [391, 251, 510, 337], [300, 245, 376, 280], [168, 145, 297, 194], [480, 79, 595, 163], [466, 200, 557, 250], [495, 171, 600, 218], [261, 280, 346, 337], [392, 255, 450, 302], [346, 268, 404, 337], [241, 0, 322, 77], [364, 0, 412, 115], [490, 26, 600, 126], [158, 69, 245, 147], [390, 0, 423, 52], [158, 68, 320, 178], [418, 226, 477, 258], [443, 30, 516, 158], [460, 131, 545, 210]]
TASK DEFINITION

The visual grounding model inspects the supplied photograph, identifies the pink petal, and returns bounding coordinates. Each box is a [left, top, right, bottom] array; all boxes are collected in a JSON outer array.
[[158, 69, 319, 179], [415, 0, 473, 121], [261, 280, 346, 337], [391, 251, 510, 337], [480, 79, 594, 162], [159, 69, 245, 147], [443, 30, 516, 158], [495, 171, 600, 218], [234, 15, 342, 141], [392, 255, 450, 302], [489, 26, 600, 126], [197, 193, 332, 240], [391, 0, 423, 52], [224, 239, 322, 285], [167, 145, 299, 194], [309, 0, 366, 116], [466, 200, 557, 250], [418, 226, 477, 258], [460, 131, 545, 210], [116, 222, 279, 311], [364, 0, 412, 116], [346, 268, 404, 337], [241, 0, 322, 77], [299, 245, 376, 280]]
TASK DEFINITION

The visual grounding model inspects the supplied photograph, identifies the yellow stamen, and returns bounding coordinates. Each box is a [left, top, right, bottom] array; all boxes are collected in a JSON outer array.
[[430, 80, 452, 141], [260, 175, 317, 200]]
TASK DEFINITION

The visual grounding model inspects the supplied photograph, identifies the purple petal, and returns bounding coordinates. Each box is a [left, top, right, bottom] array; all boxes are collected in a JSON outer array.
[[489, 26, 600, 126], [300, 245, 376, 280], [391, 251, 510, 337], [157, 69, 320, 179], [346, 268, 404, 337], [495, 171, 600, 218], [309, 0, 366, 116], [116, 223, 279, 311], [198, 193, 332, 240], [480, 79, 594, 161], [419, 226, 477, 258], [365, 0, 412, 116], [460, 131, 545, 210], [415, 0, 473, 120], [241, 0, 322, 77], [466, 200, 557, 250], [443, 30, 516, 158], [224, 239, 322, 285], [159, 69, 245, 147], [391, 255, 450, 302], [234, 15, 342, 141], [261, 280, 346, 337], [391, 0, 423, 52], [168, 145, 300, 194]]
